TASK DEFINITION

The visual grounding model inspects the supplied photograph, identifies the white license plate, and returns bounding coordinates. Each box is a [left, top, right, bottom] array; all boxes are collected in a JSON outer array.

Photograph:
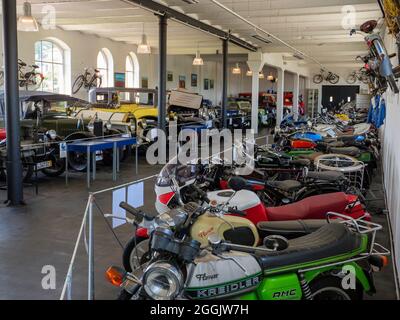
[[229, 118, 233, 125], [96, 151, 103, 161], [37, 160, 52, 170]]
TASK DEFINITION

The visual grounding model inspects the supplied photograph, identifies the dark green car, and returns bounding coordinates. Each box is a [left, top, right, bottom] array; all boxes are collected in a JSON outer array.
[[0, 91, 120, 180]]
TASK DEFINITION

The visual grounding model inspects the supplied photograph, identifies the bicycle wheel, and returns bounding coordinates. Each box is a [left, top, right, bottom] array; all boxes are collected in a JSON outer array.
[[313, 74, 323, 84], [314, 154, 364, 173], [328, 74, 340, 84], [26, 73, 43, 90], [72, 75, 85, 94], [346, 74, 357, 84]]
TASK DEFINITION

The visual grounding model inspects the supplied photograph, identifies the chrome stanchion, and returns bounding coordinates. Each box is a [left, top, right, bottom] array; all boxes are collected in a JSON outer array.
[[88, 194, 94, 300]]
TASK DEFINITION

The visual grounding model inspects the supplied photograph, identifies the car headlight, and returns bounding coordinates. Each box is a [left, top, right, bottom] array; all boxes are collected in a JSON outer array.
[[143, 262, 183, 300], [87, 123, 94, 133], [141, 119, 148, 129], [105, 120, 112, 130], [46, 129, 57, 140]]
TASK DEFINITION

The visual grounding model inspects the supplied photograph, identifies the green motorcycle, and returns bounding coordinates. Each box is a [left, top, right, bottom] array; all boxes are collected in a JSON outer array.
[[105, 204, 389, 300]]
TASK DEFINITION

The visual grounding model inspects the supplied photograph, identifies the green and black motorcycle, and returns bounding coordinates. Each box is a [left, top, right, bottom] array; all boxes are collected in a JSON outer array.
[[105, 203, 389, 300]]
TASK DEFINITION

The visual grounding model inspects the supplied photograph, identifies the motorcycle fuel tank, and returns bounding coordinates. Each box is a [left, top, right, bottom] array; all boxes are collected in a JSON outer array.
[[185, 251, 262, 299], [207, 189, 261, 211]]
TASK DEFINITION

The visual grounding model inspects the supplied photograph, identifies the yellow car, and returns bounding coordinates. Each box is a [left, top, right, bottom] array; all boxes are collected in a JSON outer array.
[[85, 87, 159, 141]]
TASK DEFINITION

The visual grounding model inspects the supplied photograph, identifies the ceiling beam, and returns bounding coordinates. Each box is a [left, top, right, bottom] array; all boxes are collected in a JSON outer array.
[[123, 0, 257, 52]]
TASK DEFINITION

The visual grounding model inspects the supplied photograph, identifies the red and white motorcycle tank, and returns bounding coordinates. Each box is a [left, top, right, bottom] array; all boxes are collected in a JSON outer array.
[[207, 189, 267, 224]]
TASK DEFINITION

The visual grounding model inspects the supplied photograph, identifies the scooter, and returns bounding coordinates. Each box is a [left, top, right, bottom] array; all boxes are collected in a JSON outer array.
[[106, 204, 389, 300]]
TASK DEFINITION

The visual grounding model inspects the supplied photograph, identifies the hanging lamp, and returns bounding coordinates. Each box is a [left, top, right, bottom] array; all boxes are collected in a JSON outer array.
[[137, 23, 151, 54], [17, 2, 39, 32]]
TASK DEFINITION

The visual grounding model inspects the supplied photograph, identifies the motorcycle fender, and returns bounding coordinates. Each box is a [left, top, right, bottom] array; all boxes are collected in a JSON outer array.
[[256, 273, 302, 300], [304, 262, 371, 293]]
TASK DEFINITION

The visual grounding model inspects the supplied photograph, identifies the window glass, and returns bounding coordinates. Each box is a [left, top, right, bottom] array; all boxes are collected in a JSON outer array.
[[34, 40, 65, 93]]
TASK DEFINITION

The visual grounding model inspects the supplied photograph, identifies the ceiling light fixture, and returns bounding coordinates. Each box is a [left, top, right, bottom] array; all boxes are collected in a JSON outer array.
[[232, 63, 241, 74], [259, 72, 264, 79], [192, 50, 204, 66], [267, 74, 274, 81], [246, 70, 253, 76], [137, 23, 151, 54], [17, 2, 39, 32]]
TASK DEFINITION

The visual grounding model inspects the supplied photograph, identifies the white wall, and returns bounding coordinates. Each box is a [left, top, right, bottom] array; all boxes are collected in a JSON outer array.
[[381, 28, 400, 285], [0, 24, 270, 106]]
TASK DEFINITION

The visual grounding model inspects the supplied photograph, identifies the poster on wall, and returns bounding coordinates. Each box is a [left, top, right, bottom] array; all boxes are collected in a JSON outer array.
[[210, 79, 214, 89], [204, 79, 209, 90], [191, 74, 198, 87], [167, 71, 173, 82], [141, 77, 148, 88], [114, 72, 125, 88], [179, 75, 186, 89]]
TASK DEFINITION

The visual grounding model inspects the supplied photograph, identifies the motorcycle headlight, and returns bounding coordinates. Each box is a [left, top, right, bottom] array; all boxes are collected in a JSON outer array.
[[46, 129, 57, 140], [143, 262, 183, 300]]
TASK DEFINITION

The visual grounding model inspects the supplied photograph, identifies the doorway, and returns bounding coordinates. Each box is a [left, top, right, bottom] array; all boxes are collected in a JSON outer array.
[[322, 85, 360, 110]]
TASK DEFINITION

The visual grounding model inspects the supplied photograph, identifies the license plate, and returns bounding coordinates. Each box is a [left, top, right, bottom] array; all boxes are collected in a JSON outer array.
[[229, 118, 233, 125], [96, 151, 103, 161], [37, 160, 52, 170]]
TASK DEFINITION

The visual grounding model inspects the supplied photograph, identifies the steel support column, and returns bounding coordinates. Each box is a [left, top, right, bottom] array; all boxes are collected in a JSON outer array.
[[158, 14, 167, 133], [221, 39, 228, 128], [2, 0, 23, 205]]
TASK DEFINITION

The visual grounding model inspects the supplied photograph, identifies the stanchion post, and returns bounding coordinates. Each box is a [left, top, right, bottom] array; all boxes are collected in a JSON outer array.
[[88, 194, 94, 300]]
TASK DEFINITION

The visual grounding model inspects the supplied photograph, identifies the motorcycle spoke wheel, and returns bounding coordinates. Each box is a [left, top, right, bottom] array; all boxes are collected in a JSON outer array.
[[72, 75, 85, 94]]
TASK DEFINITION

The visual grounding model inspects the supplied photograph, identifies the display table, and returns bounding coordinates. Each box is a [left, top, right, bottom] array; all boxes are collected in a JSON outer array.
[[65, 137, 137, 188]]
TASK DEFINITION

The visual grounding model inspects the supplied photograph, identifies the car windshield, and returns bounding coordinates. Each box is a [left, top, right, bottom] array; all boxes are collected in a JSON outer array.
[[21, 100, 77, 119]]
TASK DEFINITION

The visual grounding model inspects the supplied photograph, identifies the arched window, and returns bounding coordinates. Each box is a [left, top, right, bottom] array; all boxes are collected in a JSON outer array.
[[125, 52, 139, 88], [97, 48, 113, 87], [35, 40, 65, 93]]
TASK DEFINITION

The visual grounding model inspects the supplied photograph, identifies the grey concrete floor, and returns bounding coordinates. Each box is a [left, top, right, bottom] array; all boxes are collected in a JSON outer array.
[[0, 137, 398, 300]]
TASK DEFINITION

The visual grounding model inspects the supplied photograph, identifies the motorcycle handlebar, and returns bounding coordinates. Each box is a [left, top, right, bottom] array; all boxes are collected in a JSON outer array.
[[119, 202, 153, 222]]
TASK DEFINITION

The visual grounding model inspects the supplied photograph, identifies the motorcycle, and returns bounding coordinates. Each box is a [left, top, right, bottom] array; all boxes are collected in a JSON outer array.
[[106, 204, 389, 300], [351, 20, 399, 94], [122, 162, 370, 272]]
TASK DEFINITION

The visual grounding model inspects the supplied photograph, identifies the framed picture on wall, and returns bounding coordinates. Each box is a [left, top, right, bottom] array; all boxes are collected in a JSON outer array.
[[179, 75, 186, 89], [114, 72, 125, 88], [191, 74, 198, 87], [167, 71, 173, 82], [204, 79, 209, 90], [141, 77, 148, 88], [210, 79, 214, 89]]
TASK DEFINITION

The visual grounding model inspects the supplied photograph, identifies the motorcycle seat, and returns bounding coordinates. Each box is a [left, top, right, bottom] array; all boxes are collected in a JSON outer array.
[[328, 146, 360, 157], [306, 171, 345, 182], [267, 180, 302, 192], [265, 192, 348, 220], [257, 219, 338, 239], [256, 223, 364, 272]]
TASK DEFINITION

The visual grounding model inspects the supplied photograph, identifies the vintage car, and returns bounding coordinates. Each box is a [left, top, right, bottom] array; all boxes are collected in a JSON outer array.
[[167, 89, 218, 132], [226, 99, 251, 129], [87, 87, 158, 142], [0, 91, 124, 180]]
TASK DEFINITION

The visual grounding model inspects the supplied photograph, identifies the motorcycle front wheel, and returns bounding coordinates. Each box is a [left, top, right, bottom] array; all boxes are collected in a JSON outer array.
[[122, 236, 150, 272]]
